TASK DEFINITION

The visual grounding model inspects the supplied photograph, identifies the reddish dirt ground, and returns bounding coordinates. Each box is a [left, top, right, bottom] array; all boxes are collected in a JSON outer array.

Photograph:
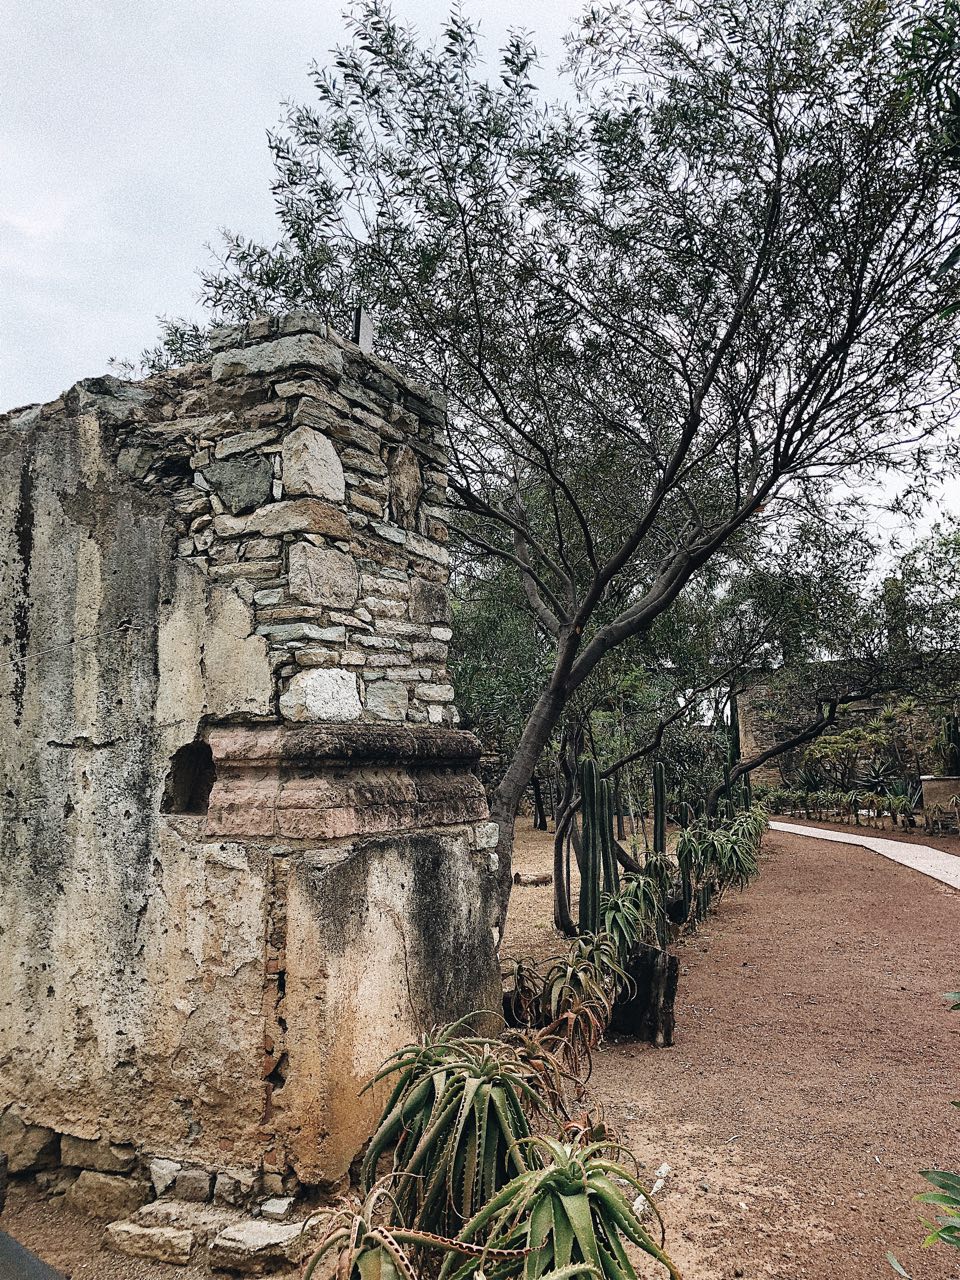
[[505, 821, 960, 1279]]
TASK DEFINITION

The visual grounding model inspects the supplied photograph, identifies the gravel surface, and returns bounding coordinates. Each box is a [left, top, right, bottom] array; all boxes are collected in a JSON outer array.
[[506, 821, 960, 1278]]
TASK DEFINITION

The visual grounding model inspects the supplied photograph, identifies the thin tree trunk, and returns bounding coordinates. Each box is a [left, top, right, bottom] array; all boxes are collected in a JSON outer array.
[[532, 775, 547, 830], [490, 688, 568, 923]]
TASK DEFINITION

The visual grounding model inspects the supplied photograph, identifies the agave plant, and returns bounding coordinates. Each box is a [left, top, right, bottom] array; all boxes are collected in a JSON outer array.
[[438, 1137, 682, 1280], [303, 1187, 528, 1280], [361, 1024, 541, 1234]]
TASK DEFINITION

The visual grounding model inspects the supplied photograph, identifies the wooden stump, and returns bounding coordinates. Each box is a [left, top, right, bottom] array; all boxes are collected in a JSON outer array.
[[611, 944, 680, 1046]]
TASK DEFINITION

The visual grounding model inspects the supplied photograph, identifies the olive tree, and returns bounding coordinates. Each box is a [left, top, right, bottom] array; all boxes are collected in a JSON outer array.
[[155, 0, 960, 923]]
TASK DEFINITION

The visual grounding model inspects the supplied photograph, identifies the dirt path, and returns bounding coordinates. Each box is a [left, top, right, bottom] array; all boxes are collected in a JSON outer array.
[[506, 823, 960, 1279]]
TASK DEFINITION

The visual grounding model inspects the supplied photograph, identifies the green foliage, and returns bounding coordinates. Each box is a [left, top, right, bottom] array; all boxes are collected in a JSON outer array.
[[916, 1168, 960, 1250], [600, 876, 661, 955], [889, 988, 960, 1272], [938, 714, 960, 774], [361, 1022, 539, 1234], [439, 1137, 681, 1280]]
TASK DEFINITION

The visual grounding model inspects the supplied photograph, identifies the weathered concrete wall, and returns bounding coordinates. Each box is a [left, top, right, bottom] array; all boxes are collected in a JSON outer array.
[[0, 314, 500, 1196]]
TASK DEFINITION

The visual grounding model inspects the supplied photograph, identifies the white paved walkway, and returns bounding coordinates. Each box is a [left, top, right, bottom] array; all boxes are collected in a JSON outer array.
[[770, 821, 960, 891]]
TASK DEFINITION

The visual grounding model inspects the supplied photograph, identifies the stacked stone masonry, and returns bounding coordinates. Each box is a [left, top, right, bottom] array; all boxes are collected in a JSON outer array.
[[112, 314, 459, 726], [0, 312, 501, 1223]]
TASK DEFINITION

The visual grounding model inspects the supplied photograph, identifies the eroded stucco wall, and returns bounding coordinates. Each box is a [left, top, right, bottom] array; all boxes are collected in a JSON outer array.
[[0, 316, 500, 1191]]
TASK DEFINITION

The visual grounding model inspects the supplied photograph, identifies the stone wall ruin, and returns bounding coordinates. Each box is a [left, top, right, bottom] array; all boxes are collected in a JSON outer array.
[[0, 313, 501, 1212]]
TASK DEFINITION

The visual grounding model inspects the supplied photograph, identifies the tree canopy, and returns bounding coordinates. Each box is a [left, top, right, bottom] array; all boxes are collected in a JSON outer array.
[[152, 0, 960, 921]]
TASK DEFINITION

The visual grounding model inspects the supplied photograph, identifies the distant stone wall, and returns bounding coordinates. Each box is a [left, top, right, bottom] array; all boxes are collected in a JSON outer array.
[[0, 314, 500, 1204]]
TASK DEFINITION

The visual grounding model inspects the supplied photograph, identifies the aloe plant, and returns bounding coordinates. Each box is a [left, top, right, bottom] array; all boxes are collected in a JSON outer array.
[[303, 1187, 529, 1280], [599, 877, 659, 956], [361, 1024, 541, 1234], [438, 1137, 682, 1280]]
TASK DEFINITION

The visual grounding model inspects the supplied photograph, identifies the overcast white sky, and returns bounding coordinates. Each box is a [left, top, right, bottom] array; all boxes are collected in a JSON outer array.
[[1, 0, 581, 410]]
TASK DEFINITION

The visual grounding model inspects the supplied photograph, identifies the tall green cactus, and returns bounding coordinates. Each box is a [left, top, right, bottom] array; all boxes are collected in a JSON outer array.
[[653, 761, 667, 856], [578, 759, 601, 934], [577, 759, 620, 934], [722, 762, 735, 820], [742, 771, 753, 809], [599, 779, 620, 895]]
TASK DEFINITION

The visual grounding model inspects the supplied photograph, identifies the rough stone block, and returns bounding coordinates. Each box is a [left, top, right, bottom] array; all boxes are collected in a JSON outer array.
[[416, 683, 455, 703], [214, 1167, 258, 1207], [213, 498, 350, 540], [149, 1157, 181, 1197], [410, 578, 451, 625], [289, 542, 358, 608], [211, 334, 343, 382], [365, 680, 409, 721], [474, 821, 501, 849], [175, 1167, 214, 1201], [65, 1170, 150, 1220], [104, 1220, 194, 1264], [0, 1108, 59, 1173], [387, 444, 423, 527], [208, 1216, 327, 1273], [260, 1195, 294, 1220], [214, 426, 280, 458], [203, 455, 274, 514], [280, 669, 362, 722], [282, 425, 346, 502], [60, 1134, 136, 1173]]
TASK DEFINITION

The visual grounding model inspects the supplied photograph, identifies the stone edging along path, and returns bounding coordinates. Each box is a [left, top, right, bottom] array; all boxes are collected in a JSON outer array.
[[769, 820, 960, 891]]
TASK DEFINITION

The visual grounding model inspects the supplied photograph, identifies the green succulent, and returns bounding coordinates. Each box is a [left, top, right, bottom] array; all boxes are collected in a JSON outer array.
[[361, 1022, 540, 1234], [438, 1137, 682, 1280]]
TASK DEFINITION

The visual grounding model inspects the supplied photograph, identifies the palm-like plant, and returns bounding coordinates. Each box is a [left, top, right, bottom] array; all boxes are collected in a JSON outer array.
[[361, 1024, 541, 1234], [438, 1137, 682, 1280]]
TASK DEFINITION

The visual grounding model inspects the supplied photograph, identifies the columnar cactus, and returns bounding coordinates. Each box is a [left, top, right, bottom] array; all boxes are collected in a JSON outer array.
[[578, 758, 602, 934], [653, 761, 667, 856], [942, 714, 960, 774], [577, 759, 620, 934]]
